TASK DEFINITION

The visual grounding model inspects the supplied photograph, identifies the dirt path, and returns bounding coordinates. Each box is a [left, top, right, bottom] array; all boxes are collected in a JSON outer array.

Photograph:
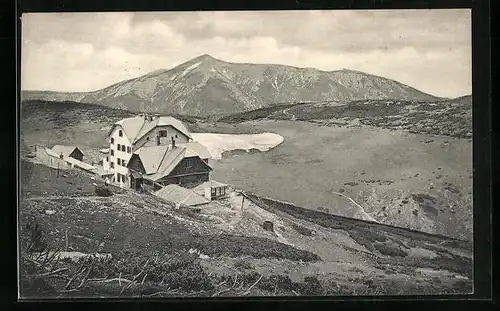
[[330, 191, 378, 222]]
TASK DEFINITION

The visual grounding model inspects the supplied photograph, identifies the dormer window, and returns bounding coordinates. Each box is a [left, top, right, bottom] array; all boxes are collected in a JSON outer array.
[[159, 130, 168, 137], [119, 130, 123, 137]]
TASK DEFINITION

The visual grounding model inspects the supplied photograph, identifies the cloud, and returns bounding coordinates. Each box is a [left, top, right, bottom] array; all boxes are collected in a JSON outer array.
[[21, 10, 472, 97]]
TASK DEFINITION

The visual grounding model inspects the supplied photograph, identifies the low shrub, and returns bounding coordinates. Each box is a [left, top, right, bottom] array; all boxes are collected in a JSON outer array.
[[354, 229, 388, 243], [193, 235, 321, 262], [291, 223, 314, 236], [234, 259, 254, 270], [95, 186, 113, 197], [296, 276, 323, 295], [20, 217, 47, 253], [257, 274, 295, 292], [373, 243, 408, 257]]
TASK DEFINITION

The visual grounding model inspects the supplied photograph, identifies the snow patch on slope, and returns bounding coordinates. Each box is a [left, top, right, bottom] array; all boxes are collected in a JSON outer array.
[[191, 133, 284, 160], [180, 62, 202, 77]]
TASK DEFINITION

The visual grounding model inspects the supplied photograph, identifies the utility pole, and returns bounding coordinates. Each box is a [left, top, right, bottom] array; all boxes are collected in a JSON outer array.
[[57, 162, 60, 178]]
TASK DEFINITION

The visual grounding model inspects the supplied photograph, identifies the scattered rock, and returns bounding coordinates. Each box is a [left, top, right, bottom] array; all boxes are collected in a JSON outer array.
[[45, 210, 56, 215]]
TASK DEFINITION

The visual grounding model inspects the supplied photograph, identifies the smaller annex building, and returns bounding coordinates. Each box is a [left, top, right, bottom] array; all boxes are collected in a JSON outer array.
[[154, 184, 210, 208], [51, 145, 84, 161], [193, 180, 228, 201]]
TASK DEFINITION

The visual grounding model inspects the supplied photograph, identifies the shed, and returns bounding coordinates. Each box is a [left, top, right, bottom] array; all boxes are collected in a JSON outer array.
[[51, 145, 84, 161], [193, 180, 228, 201], [154, 184, 210, 208]]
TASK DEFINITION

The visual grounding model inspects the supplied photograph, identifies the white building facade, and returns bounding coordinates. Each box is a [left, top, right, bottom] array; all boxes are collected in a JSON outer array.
[[102, 114, 193, 187]]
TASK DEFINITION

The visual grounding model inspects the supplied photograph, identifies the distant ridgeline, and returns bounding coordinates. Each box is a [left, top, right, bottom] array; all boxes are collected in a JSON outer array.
[[21, 54, 443, 117]]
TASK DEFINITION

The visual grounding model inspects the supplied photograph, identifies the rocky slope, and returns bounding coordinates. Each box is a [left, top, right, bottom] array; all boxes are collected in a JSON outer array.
[[218, 95, 472, 138], [22, 54, 442, 116]]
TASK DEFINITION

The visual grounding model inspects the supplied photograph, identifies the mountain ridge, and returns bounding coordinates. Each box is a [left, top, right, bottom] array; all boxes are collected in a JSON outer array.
[[22, 54, 446, 116]]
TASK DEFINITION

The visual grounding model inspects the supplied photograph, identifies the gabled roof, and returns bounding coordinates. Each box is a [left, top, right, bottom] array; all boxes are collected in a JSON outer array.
[[132, 145, 213, 181], [51, 145, 83, 157], [177, 142, 212, 160], [154, 184, 210, 207], [111, 116, 145, 142], [108, 115, 192, 143]]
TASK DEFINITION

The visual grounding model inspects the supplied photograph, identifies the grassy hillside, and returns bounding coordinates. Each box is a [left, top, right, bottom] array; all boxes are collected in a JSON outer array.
[[19, 159, 472, 298], [20, 100, 473, 241], [211, 120, 473, 241]]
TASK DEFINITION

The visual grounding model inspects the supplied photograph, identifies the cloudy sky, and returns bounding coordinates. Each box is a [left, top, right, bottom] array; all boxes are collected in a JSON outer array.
[[21, 10, 471, 97]]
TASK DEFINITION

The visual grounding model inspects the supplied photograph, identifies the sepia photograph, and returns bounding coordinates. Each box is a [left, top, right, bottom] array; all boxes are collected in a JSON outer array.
[[19, 9, 473, 298]]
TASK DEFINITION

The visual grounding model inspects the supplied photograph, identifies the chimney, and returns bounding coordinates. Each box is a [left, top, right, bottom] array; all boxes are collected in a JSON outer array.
[[143, 113, 148, 121]]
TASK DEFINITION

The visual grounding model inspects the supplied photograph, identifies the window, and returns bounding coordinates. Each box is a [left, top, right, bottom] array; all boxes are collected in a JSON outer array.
[[211, 188, 217, 197], [117, 144, 121, 150], [175, 134, 178, 138], [110, 149, 114, 156], [118, 158, 122, 166], [159, 130, 168, 137], [106, 156, 109, 162], [121, 145, 126, 152], [110, 137, 114, 144], [127, 146, 131, 153], [119, 130, 123, 137], [146, 137, 150, 141], [110, 162, 114, 169], [122, 160, 127, 167], [186, 159, 193, 168]]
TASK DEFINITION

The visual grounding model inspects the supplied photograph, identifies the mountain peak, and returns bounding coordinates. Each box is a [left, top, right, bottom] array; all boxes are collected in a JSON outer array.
[[193, 54, 217, 62]]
